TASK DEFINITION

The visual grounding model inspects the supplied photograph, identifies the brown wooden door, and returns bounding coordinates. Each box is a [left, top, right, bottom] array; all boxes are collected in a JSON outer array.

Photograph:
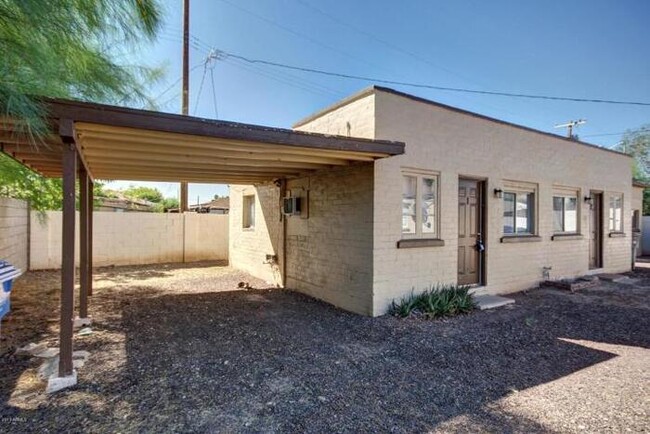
[[458, 179, 482, 285], [589, 192, 603, 269]]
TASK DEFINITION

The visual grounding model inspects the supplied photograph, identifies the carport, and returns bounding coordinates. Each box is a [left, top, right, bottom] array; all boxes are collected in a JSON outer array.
[[0, 98, 404, 384]]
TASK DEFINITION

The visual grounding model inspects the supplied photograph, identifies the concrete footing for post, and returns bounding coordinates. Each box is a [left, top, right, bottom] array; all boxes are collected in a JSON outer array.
[[73, 316, 92, 328], [46, 370, 77, 394]]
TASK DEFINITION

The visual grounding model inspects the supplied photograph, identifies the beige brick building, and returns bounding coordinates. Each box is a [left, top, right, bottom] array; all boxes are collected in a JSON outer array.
[[230, 86, 640, 316]]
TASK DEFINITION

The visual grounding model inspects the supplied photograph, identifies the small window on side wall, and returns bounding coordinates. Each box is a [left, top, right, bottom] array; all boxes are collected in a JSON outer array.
[[242, 194, 255, 229], [401, 171, 438, 238], [502, 182, 536, 235], [608, 193, 623, 232]]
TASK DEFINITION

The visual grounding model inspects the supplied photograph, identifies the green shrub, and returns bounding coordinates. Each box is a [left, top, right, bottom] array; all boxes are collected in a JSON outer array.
[[389, 284, 476, 319]]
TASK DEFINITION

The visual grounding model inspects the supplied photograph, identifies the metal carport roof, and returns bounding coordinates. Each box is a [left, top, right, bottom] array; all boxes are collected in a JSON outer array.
[[0, 98, 404, 183]]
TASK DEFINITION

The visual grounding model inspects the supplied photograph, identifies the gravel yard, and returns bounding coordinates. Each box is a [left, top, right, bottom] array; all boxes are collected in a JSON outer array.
[[1, 261, 649, 433]]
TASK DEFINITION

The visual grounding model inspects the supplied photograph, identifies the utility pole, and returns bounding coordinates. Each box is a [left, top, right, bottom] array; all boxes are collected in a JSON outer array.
[[180, 0, 190, 212], [554, 119, 587, 140]]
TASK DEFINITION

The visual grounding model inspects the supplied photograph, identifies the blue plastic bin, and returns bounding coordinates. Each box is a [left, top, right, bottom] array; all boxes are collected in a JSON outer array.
[[0, 261, 22, 320]]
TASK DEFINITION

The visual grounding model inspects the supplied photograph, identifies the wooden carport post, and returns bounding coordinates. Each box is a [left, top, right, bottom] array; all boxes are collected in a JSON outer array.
[[88, 179, 93, 297], [78, 161, 90, 319], [59, 119, 77, 377]]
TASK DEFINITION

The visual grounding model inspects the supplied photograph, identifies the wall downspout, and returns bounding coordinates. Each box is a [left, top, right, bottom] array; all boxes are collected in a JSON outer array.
[[280, 178, 287, 288]]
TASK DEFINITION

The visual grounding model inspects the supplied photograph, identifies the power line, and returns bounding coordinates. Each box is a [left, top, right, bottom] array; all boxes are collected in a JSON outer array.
[[583, 128, 650, 138], [182, 32, 347, 98], [293, 0, 479, 87], [215, 0, 389, 72], [152, 62, 203, 104], [209, 67, 219, 119], [217, 50, 650, 107], [158, 30, 650, 108], [159, 92, 181, 110], [228, 56, 344, 97], [193, 50, 224, 116], [161, 31, 345, 99], [224, 57, 342, 98], [193, 63, 208, 115]]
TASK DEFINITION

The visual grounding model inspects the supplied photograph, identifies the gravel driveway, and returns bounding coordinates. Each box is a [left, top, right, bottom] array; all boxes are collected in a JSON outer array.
[[1, 261, 648, 433]]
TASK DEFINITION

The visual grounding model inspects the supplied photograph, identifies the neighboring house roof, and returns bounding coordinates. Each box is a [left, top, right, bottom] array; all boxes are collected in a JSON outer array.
[[97, 195, 155, 212], [633, 179, 650, 188], [190, 197, 229, 210], [168, 197, 230, 213], [293, 85, 631, 159]]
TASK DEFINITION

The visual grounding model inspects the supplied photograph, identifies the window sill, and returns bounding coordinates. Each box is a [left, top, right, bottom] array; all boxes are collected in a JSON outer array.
[[551, 233, 584, 241], [500, 235, 542, 243], [242, 227, 255, 232], [397, 238, 445, 249], [609, 232, 626, 238]]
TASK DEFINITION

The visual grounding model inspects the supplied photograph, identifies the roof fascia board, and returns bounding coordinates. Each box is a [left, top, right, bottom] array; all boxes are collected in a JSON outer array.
[[43, 98, 403, 156]]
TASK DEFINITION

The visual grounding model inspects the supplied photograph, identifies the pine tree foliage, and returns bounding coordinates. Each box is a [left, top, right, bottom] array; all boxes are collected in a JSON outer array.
[[0, 0, 163, 210], [615, 125, 650, 215]]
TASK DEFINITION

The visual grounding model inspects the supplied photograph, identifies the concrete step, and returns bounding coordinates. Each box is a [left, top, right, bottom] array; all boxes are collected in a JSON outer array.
[[597, 273, 636, 285], [474, 294, 515, 310]]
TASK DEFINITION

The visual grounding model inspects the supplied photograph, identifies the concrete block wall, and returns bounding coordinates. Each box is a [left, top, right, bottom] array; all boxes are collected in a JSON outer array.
[[29, 211, 228, 269], [285, 164, 375, 316], [372, 89, 633, 315], [230, 87, 635, 316], [294, 93, 376, 139], [0, 198, 29, 271], [184, 213, 229, 262], [228, 184, 283, 286]]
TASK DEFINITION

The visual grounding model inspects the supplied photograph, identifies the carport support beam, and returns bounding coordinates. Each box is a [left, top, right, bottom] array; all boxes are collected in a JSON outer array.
[[58, 121, 77, 378], [88, 179, 93, 296], [78, 162, 90, 319]]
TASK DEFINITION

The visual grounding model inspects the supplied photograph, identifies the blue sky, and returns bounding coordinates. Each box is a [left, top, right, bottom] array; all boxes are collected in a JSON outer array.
[[110, 0, 650, 201]]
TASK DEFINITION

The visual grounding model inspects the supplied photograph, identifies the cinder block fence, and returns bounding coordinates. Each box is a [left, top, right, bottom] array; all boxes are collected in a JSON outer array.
[[0, 198, 229, 271], [0, 198, 29, 271]]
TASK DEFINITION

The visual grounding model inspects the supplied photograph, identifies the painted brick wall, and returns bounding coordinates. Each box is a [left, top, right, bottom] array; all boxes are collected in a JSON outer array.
[[228, 184, 283, 286], [294, 93, 376, 139], [29, 211, 228, 269], [0, 198, 29, 272], [235, 87, 635, 317], [372, 89, 633, 315], [285, 164, 375, 316]]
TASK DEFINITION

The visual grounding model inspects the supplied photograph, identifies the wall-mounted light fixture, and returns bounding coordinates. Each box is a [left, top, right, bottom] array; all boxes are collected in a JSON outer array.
[[494, 188, 503, 199], [584, 196, 593, 204]]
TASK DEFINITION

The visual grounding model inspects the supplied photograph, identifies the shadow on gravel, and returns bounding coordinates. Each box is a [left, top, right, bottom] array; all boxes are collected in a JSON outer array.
[[1, 274, 648, 432]]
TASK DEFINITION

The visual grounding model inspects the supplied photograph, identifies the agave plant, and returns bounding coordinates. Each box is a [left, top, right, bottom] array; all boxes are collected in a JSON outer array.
[[390, 283, 476, 319]]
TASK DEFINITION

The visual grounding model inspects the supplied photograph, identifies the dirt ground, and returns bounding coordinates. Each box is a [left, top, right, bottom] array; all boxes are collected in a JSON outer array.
[[1, 261, 648, 433]]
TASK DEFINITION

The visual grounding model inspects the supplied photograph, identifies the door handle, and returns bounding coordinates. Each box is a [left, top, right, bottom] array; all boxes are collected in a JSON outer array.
[[475, 237, 485, 252]]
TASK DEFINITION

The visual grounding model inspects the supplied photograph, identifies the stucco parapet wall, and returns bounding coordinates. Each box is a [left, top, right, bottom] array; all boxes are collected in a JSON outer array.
[[297, 85, 631, 160]]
